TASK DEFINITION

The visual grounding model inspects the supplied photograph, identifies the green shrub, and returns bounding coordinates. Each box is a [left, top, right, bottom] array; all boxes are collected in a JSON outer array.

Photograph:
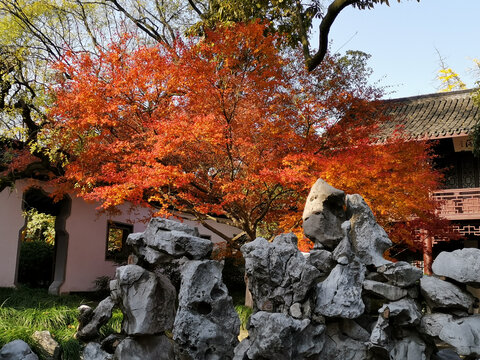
[[235, 305, 253, 330], [17, 241, 55, 288]]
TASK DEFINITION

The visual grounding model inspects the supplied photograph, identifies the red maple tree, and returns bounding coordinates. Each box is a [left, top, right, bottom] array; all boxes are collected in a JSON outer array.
[[45, 22, 453, 265]]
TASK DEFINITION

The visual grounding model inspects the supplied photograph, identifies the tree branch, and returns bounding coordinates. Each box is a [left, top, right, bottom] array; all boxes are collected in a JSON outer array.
[[307, 0, 356, 71]]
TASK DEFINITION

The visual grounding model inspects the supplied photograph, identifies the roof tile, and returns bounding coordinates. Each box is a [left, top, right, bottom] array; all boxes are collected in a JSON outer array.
[[380, 89, 479, 140]]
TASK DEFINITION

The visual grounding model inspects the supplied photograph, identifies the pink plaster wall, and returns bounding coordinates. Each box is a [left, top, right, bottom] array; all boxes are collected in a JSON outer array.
[[60, 197, 151, 293], [1, 181, 242, 293], [0, 186, 24, 287]]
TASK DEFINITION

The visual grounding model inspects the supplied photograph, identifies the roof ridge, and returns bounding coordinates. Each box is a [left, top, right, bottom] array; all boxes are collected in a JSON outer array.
[[382, 89, 475, 103]]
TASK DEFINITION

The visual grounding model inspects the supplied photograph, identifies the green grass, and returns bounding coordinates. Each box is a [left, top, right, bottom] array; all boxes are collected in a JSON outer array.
[[0, 286, 122, 360]]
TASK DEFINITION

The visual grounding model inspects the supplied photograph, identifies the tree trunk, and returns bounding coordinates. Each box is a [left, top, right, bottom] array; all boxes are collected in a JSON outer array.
[[422, 232, 433, 275]]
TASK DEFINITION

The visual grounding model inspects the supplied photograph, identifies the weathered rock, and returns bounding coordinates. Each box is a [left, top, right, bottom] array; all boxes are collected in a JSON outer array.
[[101, 334, 125, 354], [432, 349, 462, 360], [439, 315, 480, 356], [433, 248, 480, 286], [302, 179, 346, 250], [76, 297, 115, 342], [32, 331, 60, 360], [126, 217, 212, 263], [234, 312, 325, 360], [302, 178, 346, 221], [0, 340, 39, 360], [339, 319, 370, 342], [363, 279, 408, 301], [319, 321, 368, 360], [83, 342, 113, 360], [369, 314, 391, 354], [114, 335, 174, 360], [289, 303, 302, 319], [420, 313, 454, 337], [307, 249, 335, 275], [346, 194, 392, 267], [141, 217, 200, 237], [173, 260, 240, 360], [420, 276, 474, 311], [77, 304, 94, 330], [111, 265, 176, 335], [315, 260, 366, 319], [378, 298, 422, 326], [241, 234, 321, 312], [332, 222, 355, 265], [389, 332, 428, 360], [377, 261, 423, 287]]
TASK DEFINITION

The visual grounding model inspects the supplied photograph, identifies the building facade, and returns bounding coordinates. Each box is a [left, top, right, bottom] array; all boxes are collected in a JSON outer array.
[[383, 89, 480, 255]]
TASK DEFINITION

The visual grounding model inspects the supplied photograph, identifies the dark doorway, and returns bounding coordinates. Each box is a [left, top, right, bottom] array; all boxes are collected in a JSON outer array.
[[17, 187, 71, 293]]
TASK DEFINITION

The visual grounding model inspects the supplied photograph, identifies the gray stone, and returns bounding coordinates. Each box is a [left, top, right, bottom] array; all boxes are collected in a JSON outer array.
[[126, 218, 213, 263], [290, 303, 302, 319], [307, 249, 335, 275], [100, 334, 125, 354], [315, 260, 366, 319], [83, 342, 113, 360], [363, 279, 408, 301], [332, 222, 355, 265], [420, 313, 454, 337], [319, 322, 368, 360], [302, 180, 346, 250], [142, 217, 200, 237], [421, 276, 474, 311], [439, 315, 480, 356], [302, 178, 345, 221], [32, 331, 60, 360], [0, 340, 39, 360], [389, 333, 428, 360], [77, 305, 93, 330], [114, 335, 174, 360], [76, 297, 115, 341], [241, 234, 321, 312], [234, 312, 325, 360], [377, 261, 423, 287], [378, 298, 422, 326], [369, 315, 391, 353], [346, 194, 392, 267], [432, 349, 462, 360], [173, 260, 240, 360], [433, 248, 480, 286], [339, 319, 370, 342], [112, 265, 176, 335]]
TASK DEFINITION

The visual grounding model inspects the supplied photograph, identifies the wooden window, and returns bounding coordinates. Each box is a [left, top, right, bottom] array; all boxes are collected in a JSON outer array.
[[106, 221, 133, 262]]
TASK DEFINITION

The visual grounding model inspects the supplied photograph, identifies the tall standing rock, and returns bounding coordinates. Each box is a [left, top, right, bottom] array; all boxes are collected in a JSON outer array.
[[241, 233, 321, 313], [315, 260, 366, 319], [302, 179, 346, 250], [110, 265, 176, 336], [346, 194, 392, 267], [173, 260, 240, 360]]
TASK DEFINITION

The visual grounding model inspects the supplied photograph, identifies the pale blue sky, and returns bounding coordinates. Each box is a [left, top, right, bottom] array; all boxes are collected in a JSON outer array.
[[314, 0, 480, 99]]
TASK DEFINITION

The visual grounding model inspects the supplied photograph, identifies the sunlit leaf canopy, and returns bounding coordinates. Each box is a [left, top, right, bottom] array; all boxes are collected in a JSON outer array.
[[0, 0, 450, 255], [46, 22, 446, 252]]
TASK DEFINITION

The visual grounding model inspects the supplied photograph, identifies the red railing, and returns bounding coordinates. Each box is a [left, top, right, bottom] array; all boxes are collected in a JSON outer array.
[[433, 188, 480, 220]]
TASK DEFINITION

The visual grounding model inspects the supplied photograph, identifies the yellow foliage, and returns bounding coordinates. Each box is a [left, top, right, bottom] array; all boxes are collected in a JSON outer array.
[[437, 68, 467, 92]]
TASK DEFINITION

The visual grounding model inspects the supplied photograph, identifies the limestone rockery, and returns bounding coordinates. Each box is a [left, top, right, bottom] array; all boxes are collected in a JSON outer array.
[[74, 179, 480, 360]]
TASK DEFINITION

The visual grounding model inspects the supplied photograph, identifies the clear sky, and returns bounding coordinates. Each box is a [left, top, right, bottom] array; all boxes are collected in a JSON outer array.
[[315, 0, 480, 99]]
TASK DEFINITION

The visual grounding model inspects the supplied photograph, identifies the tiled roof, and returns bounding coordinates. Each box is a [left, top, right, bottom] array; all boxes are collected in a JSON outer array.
[[380, 89, 479, 140]]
